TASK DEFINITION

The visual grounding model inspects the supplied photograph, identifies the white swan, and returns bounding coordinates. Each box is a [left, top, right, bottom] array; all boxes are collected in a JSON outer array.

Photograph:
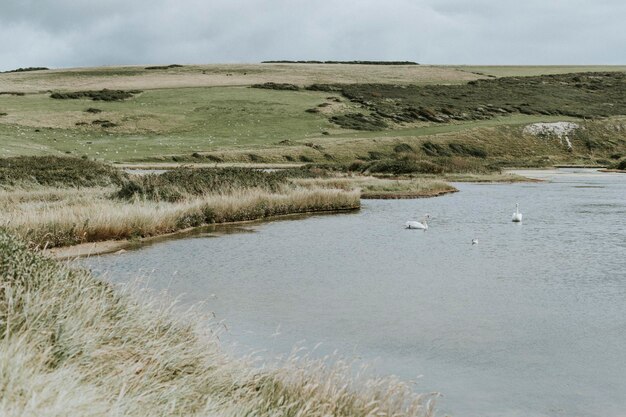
[[406, 214, 430, 230], [512, 203, 523, 222]]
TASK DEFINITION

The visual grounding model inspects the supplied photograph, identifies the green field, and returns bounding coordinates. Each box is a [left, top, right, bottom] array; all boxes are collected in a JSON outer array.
[[0, 86, 344, 160]]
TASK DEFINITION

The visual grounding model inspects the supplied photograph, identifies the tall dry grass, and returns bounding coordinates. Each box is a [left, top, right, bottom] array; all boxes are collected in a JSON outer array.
[[293, 176, 457, 198], [0, 230, 437, 417], [0, 186, 359, 248]]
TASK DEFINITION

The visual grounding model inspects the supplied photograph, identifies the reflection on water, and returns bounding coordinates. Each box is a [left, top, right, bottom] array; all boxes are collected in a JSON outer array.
[[83, 170, 626, 417]]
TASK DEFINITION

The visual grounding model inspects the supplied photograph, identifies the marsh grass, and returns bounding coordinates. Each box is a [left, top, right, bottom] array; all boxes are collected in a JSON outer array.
[[293, 176, 456, 198], [0, 186, 359, 247], [117, 167, 319, 202], [0, 156, 127, 188], [0, 231, 437, 417]]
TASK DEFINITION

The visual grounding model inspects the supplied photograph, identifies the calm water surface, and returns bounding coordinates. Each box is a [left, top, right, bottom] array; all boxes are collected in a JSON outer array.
[[83, 169, 626, 417]]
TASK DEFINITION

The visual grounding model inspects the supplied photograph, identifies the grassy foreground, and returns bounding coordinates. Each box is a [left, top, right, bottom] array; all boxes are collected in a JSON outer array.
[[0, 230, 437, 416]]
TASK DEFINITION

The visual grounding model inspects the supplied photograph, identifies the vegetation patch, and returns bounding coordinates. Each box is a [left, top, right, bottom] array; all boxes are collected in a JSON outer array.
[[262, 60, 419, 65], [91, 119, 118, 128], [611, 158, 626, 170], [448, 143, 488, 158], [50, 89, 141, 101], [393, 143, 414, 153], [329, 113, 388, 130], [307, 72, 626, 126], [117, 167, 315, 202], [144, 64, 183, 70], [251, 82, 300, 91], [0, 91, 25, 96], [421, 141, 451, 157], [347, 152, 496, 175], [1, 66, 49, 73], [84, 107, 103, 113], [0, 156, 127, 188]]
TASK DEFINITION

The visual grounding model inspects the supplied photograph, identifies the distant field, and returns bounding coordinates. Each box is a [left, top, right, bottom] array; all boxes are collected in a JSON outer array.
[[0, 63, 481, 93]]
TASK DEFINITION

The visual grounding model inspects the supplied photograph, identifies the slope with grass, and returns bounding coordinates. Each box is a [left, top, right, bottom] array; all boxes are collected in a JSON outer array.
[[2, 65, 626, 170]]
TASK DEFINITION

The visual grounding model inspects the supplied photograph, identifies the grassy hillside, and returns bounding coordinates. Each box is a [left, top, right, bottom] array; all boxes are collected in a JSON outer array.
[[1, 64, 626, 168]]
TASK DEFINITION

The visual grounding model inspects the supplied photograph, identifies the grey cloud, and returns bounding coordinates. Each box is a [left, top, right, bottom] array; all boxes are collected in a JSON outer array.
[[0, 0, 624, 71]]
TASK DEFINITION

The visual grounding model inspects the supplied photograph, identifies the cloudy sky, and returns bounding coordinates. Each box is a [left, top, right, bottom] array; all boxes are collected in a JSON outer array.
[[1, 0, 624, 71]]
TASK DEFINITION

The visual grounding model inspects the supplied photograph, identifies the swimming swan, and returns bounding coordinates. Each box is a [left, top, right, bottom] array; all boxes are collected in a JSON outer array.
[[406, 214, 430, 230], [512, 203, 523, 222]]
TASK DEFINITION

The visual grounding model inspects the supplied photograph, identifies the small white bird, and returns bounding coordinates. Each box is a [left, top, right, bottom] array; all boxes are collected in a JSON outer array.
[[512, 203, 523, 222], [472, 238, 478, 245], [406, 214, 430, 230]]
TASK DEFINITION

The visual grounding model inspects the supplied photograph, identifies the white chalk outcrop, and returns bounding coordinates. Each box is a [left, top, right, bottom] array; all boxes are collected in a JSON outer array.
[[523, 122, 579, 150]]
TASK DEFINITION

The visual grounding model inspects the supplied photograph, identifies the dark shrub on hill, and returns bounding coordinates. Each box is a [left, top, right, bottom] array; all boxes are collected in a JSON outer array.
[[2, 67, 48, 73], [145, 64, 183, 70], [50, 89, 141, 101], [329, 113, 388, 130], [448, 143, 488, 158], [393, 143, 414, 153], [421, 141, 451, 157], [251, 82, 300, 91], [307, 72, 626, 126]]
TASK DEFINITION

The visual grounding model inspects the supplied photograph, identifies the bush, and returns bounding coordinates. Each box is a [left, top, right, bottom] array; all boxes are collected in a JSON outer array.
[[251, 82, 299, 91], [248, 154, 265, 162], [50, 89, 141, 101], [421, 141, 450, 157], [614, 159, 626, 170], [448, 143, 488, 158]]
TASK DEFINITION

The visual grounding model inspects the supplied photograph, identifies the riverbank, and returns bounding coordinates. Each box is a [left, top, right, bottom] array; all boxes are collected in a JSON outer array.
[[0, 230, 437, 417], [45, 207, 358, 260], [1, 156, 468, 251], [1, 185, 360, 248]]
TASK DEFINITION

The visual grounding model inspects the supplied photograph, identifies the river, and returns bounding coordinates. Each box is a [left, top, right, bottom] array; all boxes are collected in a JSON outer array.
[[82, 169, 626, 417]]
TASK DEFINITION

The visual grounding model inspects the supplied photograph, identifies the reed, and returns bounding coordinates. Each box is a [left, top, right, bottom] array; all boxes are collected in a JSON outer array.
[[293, 176, 457, 198], [0, 186, 359, 248], [0, 230, 437, 416]]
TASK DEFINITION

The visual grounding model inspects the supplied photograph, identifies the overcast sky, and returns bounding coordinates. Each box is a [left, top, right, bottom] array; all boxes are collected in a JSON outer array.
[[1, 0, 625, 71]]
